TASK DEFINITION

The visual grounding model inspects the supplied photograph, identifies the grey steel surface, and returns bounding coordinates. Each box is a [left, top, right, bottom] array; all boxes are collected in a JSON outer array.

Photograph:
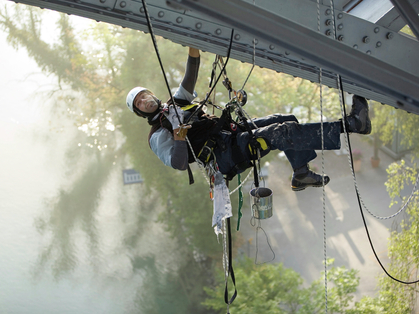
[[8, 0, 419, 114], [390, 0, 419, 39]]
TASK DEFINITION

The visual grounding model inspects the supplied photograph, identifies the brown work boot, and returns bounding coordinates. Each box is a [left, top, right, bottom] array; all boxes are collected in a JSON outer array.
[[291, 165, 330, 191]]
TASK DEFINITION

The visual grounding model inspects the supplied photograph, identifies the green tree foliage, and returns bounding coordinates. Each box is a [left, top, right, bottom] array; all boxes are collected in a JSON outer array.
[[346, 161, 419, 313], [203, 257, 359, 314], [371, 100, 419, 159], [379, 161, 419, 313], [0, 4, 354, 312], [0, 6, 226, 312]]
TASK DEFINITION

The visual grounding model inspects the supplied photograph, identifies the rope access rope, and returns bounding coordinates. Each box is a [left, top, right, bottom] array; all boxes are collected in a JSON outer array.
[[325, 0, 419, 283], [317, 0, 328, 312], [185, 30, 235, 124], [141, 0, 182, 123], [241, 38, 256, 91], [337, 78, 419, 285], [141, 0, 243, 194]]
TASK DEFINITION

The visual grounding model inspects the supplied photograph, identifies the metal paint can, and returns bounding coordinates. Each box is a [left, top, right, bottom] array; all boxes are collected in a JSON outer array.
[[249, 187, 273, 219]]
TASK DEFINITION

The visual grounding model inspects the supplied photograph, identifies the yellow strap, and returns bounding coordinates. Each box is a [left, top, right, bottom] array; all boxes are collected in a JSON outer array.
[[181, 103, 198, 111], [248, 138, 269, 151]]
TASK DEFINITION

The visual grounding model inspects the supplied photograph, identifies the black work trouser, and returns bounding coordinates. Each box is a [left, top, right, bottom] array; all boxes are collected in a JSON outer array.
[[214, 114, 341, 175]]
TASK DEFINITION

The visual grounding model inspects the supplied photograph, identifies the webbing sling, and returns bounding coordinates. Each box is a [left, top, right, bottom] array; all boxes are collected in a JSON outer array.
[[224, 217, 237, 307]]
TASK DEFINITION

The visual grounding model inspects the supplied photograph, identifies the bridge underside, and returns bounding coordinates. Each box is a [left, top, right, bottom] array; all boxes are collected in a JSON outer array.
[[9, 0, 419, 114]]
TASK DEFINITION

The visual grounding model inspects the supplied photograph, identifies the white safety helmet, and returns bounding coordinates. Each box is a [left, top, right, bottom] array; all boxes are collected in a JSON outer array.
[[126, 86, 149, 113]]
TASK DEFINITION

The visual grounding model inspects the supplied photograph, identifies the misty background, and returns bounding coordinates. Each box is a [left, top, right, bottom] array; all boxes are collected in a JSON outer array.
[[1, 1, 419, 313]]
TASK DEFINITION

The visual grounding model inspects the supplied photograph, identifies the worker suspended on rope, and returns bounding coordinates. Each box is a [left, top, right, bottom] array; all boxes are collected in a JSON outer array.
[[126, 47, 372, 191]]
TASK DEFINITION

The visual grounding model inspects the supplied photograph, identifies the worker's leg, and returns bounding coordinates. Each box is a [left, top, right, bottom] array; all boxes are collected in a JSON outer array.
[[247, 113, 298, 129], [236, 120, 341, 169], [245, 113, 318, 169]]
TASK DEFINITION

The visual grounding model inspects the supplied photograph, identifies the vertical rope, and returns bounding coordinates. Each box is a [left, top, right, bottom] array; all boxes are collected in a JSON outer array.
[[317, 0, 327, 312]]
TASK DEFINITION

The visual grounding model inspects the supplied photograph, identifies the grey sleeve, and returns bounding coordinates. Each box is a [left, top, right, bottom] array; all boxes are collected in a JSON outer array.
[[180, 55, 200, 95], [171, 140, 189, 170]]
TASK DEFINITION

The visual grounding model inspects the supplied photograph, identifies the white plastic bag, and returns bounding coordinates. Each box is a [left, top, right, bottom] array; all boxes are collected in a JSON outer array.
[[212, 171, 232, 235]]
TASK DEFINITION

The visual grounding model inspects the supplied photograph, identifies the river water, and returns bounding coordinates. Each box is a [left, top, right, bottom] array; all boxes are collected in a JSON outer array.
[[0, 16, 151, 314]]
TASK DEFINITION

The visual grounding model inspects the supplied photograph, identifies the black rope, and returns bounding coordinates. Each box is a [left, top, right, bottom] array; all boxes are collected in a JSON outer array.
[[141, 0, 181, 122], [337, 77, 419, 285], [185, 29, 235, 124], [224, 217, 238, 306]]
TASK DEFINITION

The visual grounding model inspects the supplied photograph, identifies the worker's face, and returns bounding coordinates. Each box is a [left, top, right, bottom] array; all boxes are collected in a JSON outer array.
[[134, 91, 159, 114]]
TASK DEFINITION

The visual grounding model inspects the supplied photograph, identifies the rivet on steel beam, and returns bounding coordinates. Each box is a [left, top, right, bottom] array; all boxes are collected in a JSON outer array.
[[325, 29, 331, 36], [176, 17, 183, 23], [353, 44, 358, 49], [374, 27, 380, 33], [362, 36, 370, 43], [338, 35, 344, 41], [337, 13, 343, 19], [325, 19, 332, 26], [140, 7, 144, 13], [269, 44, 275, 50], [406, 97, 413, 103], [120, 1, 126, 8], [325, 9, 331, 15], [234, 34, 241, 40], [386, 32, 393, 39], [285, 51, 290, 55], [158, 11, 164, 18], [215, 29, 222, 35], [99, 0, 106, 3], [195, 22, 202, 29], [337, 24, 343, 30], [366, 50, 371, 55], [376, 41, 382, 48]]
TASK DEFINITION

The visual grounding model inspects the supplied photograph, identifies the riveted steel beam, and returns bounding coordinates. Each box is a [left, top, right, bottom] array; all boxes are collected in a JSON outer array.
[[7, 0, 419, 114], [175, 0, 419, 114], [390, 0, 419, 39]]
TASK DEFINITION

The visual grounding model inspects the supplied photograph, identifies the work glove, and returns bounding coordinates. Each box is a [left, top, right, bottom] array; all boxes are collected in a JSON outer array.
[[166, 105, 184, 129]]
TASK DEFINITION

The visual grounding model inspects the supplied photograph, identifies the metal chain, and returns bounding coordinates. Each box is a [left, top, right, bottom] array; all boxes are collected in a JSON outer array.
[[330, 35, 419, 220], [355, 170, 419, 220]]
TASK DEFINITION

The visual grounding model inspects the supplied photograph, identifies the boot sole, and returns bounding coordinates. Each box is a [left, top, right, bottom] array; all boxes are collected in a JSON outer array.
[[291, 177, 330, 191], [292, 184, 326, 192]]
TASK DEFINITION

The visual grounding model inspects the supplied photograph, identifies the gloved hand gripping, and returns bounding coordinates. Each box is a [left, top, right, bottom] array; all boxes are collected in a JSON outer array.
[[165, 105, 190, 138], [166, 105, 184, 129]]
